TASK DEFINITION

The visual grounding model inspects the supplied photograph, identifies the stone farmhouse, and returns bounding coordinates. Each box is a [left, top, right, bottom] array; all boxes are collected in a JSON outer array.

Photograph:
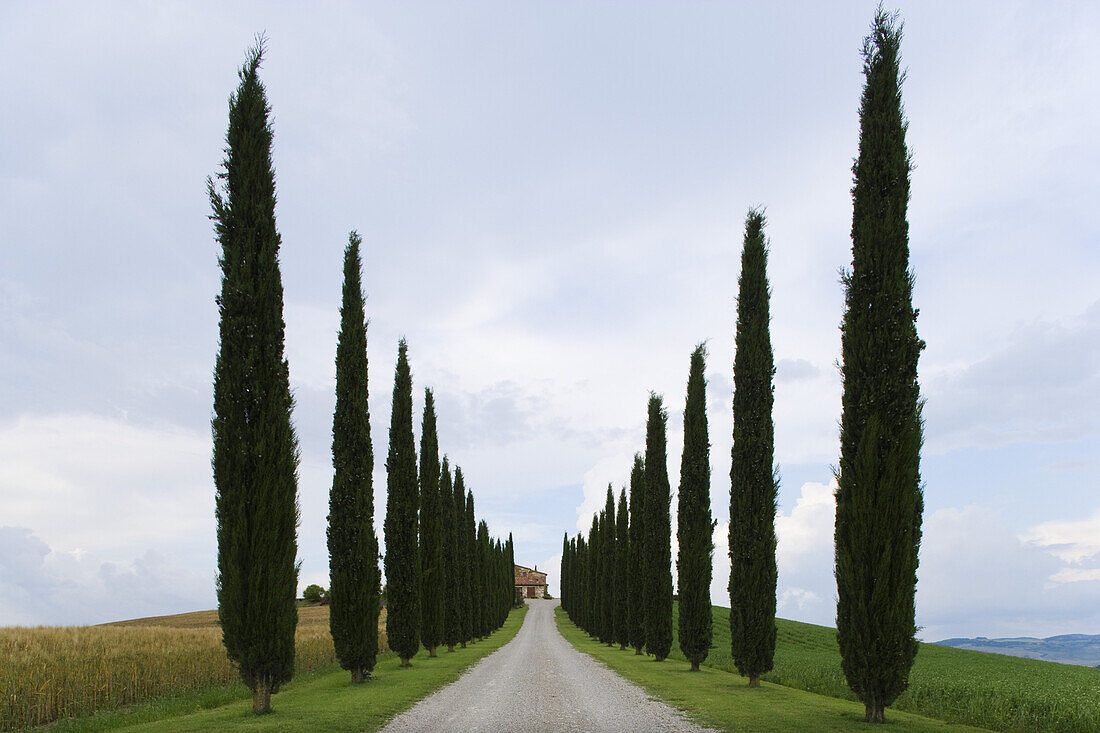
[[514, 564, 548, 599]]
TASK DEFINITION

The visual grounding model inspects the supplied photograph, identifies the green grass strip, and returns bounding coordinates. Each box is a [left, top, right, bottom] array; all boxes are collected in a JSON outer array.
[[554, 607, 986, 732], [54, 605, 527, 732]]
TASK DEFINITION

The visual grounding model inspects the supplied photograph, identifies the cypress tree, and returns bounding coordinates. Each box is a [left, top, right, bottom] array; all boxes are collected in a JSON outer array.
[[576, 534, 585, 625], [587, 513, 600, 638], [615, 488, 630, 650], [494, 538, 506, 627], [600, 486, 616, 645], [561, 533, 570, 614], [835, 9, 924, 724], [644, 394, 673, 661], [678, 343, 714, 671], [383, 340, 420, 667], [454, 468, 472, 646], [628, 454, 646, 654], [440, 458, 462, 651], [477, 521, 492, 637], [210, 40, 300, 715], [327, 231, 380, 684], [729, 210, 779, 687], [465, 490, 479, 640], [418, 389, 443, 657], [507, 533, 518, 610]]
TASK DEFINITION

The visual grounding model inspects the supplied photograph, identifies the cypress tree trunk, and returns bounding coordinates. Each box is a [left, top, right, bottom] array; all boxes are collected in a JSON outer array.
[[628, 454, 646, 654], [328, 231, 380, 683], [454, 468, 472, 647], [644, 394, 674, 662], [677, 345, 713, 671], [210, 40, 299, 714], [418, 389, 443, 657], [441, 459, 461, 651], [615, 488, 630, 650], [729, 209, 779, 686], [835, 9, 924, 724], [384, 340, 420, 666]]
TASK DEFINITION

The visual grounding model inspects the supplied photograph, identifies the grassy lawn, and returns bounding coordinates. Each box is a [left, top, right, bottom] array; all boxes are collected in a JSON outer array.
[[660, 604, 1100, 733], [50, 605, 526, 732], [555, 607, 986, 732]]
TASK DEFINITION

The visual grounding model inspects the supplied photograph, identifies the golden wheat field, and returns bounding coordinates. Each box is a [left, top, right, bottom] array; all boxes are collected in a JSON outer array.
[[0, 605, 387, 730]]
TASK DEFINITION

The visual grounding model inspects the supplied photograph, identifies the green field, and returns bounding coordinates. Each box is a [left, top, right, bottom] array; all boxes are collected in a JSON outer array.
[[650, 603, 1099, 732], [555, 607, 985, 732], [20, 605, 525, 732]]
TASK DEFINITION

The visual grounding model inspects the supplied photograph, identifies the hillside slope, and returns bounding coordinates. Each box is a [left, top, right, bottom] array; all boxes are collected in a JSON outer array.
[[665, 603, 1099, 732]]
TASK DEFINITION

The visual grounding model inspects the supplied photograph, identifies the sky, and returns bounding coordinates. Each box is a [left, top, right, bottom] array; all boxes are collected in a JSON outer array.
[[1, 1, 1098, 642]]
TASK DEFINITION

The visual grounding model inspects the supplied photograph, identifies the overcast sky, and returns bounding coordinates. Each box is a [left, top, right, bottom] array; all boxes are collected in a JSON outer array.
[[2, 1, 1098, 641]]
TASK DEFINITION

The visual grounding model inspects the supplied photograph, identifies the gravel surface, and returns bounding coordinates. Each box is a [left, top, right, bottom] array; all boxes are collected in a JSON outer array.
[[380, 598, 715, 733]]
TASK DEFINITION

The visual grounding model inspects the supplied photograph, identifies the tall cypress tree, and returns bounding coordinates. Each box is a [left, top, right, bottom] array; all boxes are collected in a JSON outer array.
[[454, 468, 472, 646], [729, 210, 779, 688], [835, 9, 924, 724], [476, 520, 492, 637], [627, 453, 647, 654], [576, 535, 588, 631], [440, 458, 462, 651], [465, 490, 480, 641], [383, 340, 420, 667], [561, 533, 570, 614], [418, 389, 444, 657], [615, 487, 630, 650], [507, 533, 517, 610], [644, 394, 673, 661], [327, 231, 380, 684], [600, 486, 616, 645], [210, 40, 300, 715], [730, 206, 783, 686], [678, 345, 713, 671], [587, 512, 600, 638]]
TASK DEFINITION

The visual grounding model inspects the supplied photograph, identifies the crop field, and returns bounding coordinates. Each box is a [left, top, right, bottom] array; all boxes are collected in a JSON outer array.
[[666, 603, 1100, 732], [0, 606, 385, 730]]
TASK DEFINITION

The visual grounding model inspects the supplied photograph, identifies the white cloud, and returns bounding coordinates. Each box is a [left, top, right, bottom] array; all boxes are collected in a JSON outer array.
[[0, 526, 213, 626], [917, 504, 1100, 640], [1021, 510, 1100, 565], [776, 480, 836, 561], [923, 301, 1100, 453], [0, 413, 213, 556], [780, 588, 822, 612], [1050, 568, 1100, 584]]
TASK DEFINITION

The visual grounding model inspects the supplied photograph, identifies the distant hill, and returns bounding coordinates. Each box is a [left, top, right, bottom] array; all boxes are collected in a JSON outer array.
[[934, 634, 1100, 667]]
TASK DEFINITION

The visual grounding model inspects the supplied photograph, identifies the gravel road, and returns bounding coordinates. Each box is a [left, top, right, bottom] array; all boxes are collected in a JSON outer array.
[[380, 598, 714, 733]]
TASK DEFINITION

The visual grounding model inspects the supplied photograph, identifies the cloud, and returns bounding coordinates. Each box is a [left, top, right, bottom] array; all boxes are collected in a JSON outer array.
[[0, 413, 213, 557], [924, 301, 1100, 453], [917, 504, 1100, 640], [0, 526, 213, 626], [1021, 510, 1100, 566], [775, 358, 820, 383]]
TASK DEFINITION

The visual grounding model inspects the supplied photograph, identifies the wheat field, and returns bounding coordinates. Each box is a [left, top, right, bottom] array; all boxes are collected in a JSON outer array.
[[0, 605, 386, 730]]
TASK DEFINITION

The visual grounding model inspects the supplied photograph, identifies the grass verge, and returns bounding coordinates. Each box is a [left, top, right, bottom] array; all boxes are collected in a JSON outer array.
[[63, 604, 526, 732], [555, 607, 986, 732]]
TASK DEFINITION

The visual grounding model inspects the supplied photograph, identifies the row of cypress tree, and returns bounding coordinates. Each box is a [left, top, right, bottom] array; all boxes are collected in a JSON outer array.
[[561, 8, 923, 725], [357, 308, 518, 673], [560, 389, 681, 663], [210, 40, 519, 714]]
